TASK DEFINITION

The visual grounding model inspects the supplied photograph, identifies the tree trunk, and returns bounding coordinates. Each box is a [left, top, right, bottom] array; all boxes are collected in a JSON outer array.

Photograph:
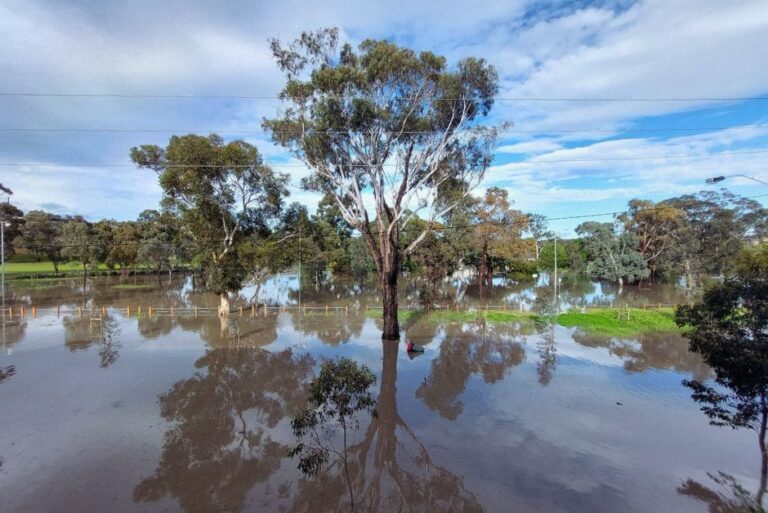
[[219, 292, 230, 317], [479, 243, 489, 288], [684, 259, 693, 290], [757, 397, 767, 507], [53, 260, 59, 274], [617, 276, 624, 293], [381, 267, 399, 340]]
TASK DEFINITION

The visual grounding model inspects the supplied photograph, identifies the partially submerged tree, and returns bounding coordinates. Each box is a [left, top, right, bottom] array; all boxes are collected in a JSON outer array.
[[575, 221, 649, 289], [470, 187, 529, 287], [264, 27, 501, 339], [131, 134, 289, 314], [616, 199, 685, 281], [675, 243, 768, 507]]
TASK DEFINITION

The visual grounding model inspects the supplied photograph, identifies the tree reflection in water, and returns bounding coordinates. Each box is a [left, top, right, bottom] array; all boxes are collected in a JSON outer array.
[[133, 347, 315, 513], [678, 472, 765, 513], [416, 320, 526, 420], [290, 341, 483, 513], [536, 320, 557, 386], [63, 314, 121, 367], [571, 330, 711, 380]]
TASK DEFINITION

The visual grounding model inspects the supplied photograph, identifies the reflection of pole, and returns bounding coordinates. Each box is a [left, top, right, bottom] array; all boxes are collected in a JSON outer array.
[[298, 227, 302, 311], [553, 234, 558, 309], [1, 218, 4, 315]]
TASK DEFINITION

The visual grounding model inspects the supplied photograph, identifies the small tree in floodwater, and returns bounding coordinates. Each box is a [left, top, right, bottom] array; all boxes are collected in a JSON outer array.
[[289, 357, 377, 512], [675, 243, 768, 509]]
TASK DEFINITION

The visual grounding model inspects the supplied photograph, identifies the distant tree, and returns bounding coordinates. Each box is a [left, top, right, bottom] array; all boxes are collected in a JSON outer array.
[[264, 27, 501, 340], [411, 231, 456, 289], [347, 237, 374, 281], [0, 202, 24, 260], [617, 199, 686, 281], [59, 220, 100, 273], [131, 134, 289, 314], [15, 210, 64, 272], [107, 222, 140, 271], [675, 243, 768, 507], [662, 190, 766, 284], [92, 220, 115, 266], [538, 239, 567, 270], [471, 187, 529, 287], [526, 213, 552, 262], [576, 221, 648, 289], [289, 357, 377, 512]]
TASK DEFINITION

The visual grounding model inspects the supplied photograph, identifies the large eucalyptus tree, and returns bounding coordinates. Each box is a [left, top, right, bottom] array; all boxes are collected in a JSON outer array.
[[263, 28, 501, 339], [131, 134, 288, 314]]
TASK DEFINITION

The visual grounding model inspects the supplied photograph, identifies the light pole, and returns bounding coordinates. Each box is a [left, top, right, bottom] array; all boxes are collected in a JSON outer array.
[[705, 174, 768, 186], [0, 183, 12, 316]]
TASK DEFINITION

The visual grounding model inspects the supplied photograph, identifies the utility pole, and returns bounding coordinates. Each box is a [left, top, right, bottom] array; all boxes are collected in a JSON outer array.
[[0, 183, 12, 354], [553, 233, 558, 311]]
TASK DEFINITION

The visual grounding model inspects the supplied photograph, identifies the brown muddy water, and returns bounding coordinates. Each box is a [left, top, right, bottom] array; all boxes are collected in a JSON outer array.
[[0, 274, 761, 512]]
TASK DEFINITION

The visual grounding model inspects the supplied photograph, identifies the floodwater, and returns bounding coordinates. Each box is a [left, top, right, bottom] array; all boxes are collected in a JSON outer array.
[[0, 273, 761, 512]]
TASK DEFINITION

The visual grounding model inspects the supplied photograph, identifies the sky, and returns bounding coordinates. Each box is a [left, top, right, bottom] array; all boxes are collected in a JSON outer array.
[[1, 0, 767, 235]]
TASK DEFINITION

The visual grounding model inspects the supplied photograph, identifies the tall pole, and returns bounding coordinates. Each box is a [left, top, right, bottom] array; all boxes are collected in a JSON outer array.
[[553, 233, 557, 304], [1, 219, 4, 315]]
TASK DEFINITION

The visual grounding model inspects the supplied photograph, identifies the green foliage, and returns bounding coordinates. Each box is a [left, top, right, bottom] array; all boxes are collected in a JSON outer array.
[[538, 240, 568, 270], [410, 231, 457, 286], [289, 358, 377, 478], [131, 134, 289, 294], [0, 201, 24, 259], [347, 237, 374, 279], [15, 210, 63, 269], [59, 220, 101, 271], [674, 249, 768, 430], [661, 190, 766, 278], [576, 221, 649, 285]]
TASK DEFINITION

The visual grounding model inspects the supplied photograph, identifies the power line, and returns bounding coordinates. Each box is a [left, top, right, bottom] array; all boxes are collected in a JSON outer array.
[[1, 92, 767, 102], [3, 148, 768, 170], [2, 124, 766, 135]]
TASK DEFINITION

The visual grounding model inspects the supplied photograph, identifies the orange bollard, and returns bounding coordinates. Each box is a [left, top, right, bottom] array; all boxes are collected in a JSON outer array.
[[239, 306, 243, 317], [32, 306, 37, 318], [137, 305, 142, 316], [127, 306, 131, 317], [148, 306, 153, 317]]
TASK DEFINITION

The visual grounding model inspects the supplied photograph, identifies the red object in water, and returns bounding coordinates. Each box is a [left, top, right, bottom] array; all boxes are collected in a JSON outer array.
[[406, 340, 414, 352]]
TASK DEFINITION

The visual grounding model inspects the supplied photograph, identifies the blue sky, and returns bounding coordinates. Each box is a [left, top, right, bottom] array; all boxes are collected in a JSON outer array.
[[1, 0, 767, 235]]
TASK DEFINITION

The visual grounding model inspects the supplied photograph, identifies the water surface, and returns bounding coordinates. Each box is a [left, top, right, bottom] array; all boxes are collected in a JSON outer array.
[[0, 274, 759, 512]]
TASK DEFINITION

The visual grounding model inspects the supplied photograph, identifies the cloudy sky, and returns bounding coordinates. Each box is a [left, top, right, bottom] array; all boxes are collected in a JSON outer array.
[[1, 0, 767, 234]]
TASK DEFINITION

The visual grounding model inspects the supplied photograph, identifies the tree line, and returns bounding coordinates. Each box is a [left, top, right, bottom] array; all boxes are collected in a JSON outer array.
[[2, 27, 766, 340]]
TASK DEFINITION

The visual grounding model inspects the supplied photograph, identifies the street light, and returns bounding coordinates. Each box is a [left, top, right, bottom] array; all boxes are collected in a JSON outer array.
[[705, 174, 768, 186], [0, 183, 13, 317]]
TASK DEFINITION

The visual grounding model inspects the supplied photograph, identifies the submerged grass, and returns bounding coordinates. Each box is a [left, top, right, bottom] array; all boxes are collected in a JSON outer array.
[[556, 308, 678, 337], [112, 284, 154, 290], [367, 306, 679, 337]]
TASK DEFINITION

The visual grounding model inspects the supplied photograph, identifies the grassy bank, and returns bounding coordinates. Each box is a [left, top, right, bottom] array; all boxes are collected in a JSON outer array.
[[556, 308, 678, 337], [366, 307, 679, 337]]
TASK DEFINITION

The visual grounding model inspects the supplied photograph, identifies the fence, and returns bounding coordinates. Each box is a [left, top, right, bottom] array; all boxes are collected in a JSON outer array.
[[0, 302, 679, 320]]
